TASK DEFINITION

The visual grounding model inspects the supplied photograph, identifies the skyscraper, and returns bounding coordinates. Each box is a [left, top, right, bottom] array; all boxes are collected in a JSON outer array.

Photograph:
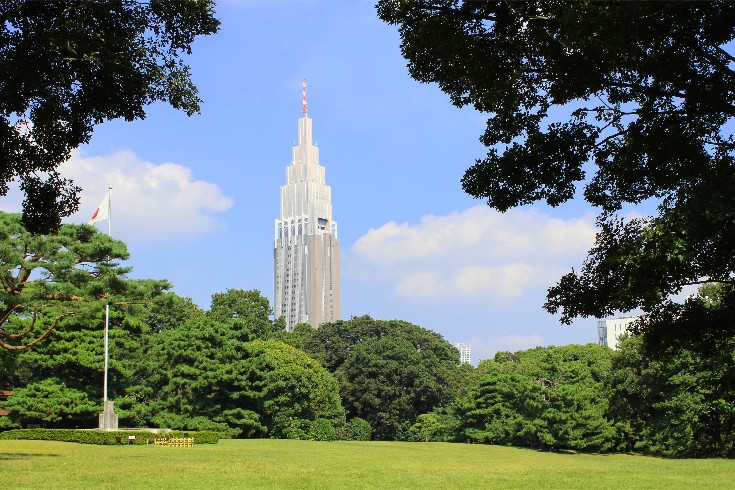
[[274, 80, 340, 331]]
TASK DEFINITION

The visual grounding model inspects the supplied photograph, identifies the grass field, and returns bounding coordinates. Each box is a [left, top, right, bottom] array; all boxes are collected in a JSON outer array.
[[1, 438, 733, 489]]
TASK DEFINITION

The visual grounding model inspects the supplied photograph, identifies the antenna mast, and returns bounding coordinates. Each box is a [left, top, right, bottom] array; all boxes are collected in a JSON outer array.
[[302, 78, 308, 116]]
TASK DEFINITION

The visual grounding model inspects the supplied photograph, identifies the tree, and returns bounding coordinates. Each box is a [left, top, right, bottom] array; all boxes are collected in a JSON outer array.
[[244, 340, 345, 439], [377, 1, 735, 342], [147, 291, 205, 333], [303, 316, 461, 440], [3, 378, 98, 428], [0, 211, 171, 426], [138, 290, 343, 438], [131, 288, 276, 434], [2, 285, 171, 428], [142, 320, 344, 438], [139, 310, 260, 438], [607, 285, 735, 457], [269, 322, 313, 349], [0, 0, 219, 234], [206, 289, 279, 341], [407, 412, 448, 442], [0, 210, 174, 428], [0, 211, 145, 350], [454, 344, 617, 452]]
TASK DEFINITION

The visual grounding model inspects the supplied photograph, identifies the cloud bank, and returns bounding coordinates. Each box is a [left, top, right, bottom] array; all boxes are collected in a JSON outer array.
[[66, 151, 234, 243], [347, 205, 597, 302], [1, 150, 233, 244]]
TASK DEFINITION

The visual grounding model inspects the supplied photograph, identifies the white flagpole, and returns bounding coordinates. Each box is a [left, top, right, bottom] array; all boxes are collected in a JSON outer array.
[[103, 187, 112, 403], [103, 304, 109, 402]]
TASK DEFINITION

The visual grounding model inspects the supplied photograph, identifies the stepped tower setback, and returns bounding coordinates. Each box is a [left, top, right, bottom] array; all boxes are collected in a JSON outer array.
[[274, 80, 340, 331]]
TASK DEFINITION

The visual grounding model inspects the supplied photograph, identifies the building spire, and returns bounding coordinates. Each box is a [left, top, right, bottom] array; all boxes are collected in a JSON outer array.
[[302, 78, 308, 117]]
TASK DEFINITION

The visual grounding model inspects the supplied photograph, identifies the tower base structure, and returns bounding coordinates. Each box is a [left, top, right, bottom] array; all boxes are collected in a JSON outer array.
[[98, 400, 118, 430]]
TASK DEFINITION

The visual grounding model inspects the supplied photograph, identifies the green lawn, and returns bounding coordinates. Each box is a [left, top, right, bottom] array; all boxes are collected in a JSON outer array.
[[1, 439, 733, 489]]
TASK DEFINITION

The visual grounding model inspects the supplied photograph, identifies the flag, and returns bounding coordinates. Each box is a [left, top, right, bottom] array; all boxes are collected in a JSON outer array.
[[89, 195, 110, 224]]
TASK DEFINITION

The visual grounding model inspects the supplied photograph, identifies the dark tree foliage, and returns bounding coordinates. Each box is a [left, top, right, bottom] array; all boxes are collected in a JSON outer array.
[[378, 1, 735, 341], [0, 0, 219, 234], [303, 315, 461, 440], [453, 344, 617, 452], [608, 285, 735, 458]]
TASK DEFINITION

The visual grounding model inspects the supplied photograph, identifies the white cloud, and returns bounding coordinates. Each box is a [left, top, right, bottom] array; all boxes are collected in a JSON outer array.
[[65, 150, 233, 243], [347, 205, 596, 302], [0, 150, 234, 243]]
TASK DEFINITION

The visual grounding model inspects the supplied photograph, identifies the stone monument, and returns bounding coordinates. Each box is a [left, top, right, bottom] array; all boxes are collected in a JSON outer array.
[[99, 400, 118, 430]]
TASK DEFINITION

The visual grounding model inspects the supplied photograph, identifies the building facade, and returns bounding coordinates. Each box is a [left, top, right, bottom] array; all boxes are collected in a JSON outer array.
[[274, 81, 340, 331], [597, 316, 638, 350], [454, 343, 472, 365]]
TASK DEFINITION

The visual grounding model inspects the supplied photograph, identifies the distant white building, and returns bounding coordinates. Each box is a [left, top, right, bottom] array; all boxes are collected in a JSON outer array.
[[454, 343, 471, 365], [597, 316, 639, 350]]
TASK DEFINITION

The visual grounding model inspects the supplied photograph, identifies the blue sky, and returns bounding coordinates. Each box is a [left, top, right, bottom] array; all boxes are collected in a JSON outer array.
[[3, 0, 608, 362]]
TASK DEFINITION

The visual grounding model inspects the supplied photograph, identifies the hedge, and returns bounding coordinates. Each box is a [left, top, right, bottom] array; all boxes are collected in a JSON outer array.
[[0, 429, 219, 445]]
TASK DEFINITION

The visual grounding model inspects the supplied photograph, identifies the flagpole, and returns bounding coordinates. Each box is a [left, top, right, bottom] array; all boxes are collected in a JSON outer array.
[[103, 186, 111, 403], [103, 304, 109, 402]]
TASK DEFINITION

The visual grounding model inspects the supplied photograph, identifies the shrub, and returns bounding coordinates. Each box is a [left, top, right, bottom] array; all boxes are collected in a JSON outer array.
[[0, 429, 219, 444], [308, 418, 336, 441], [0, 415, 21, 431], [408, 413, 444, 442], [276, 418, 310, 440], [342, 417, 372, 441]]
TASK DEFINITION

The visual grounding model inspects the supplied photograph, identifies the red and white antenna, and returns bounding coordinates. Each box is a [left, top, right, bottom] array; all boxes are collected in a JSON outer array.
[[302, 78, 308, 116]]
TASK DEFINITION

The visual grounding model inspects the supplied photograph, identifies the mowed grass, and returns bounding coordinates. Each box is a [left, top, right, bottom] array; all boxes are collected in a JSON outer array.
[[1, 439, 733, 489]]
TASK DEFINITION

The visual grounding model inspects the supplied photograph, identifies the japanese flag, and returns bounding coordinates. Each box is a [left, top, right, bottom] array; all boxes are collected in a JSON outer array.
[[89, 196, 110, 224]]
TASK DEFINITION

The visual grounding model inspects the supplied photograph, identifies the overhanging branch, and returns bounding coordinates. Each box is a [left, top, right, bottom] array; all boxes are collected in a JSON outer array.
[[0, 311, 75, 351]]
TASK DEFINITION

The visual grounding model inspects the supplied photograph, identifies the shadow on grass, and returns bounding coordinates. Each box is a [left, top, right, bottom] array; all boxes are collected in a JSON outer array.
[[0, 453, 62, 460], [499, 444, 628, 457]]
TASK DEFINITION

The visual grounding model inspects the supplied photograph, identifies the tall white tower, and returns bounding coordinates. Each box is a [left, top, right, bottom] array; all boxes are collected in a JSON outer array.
[[274, 80, 340, 331]]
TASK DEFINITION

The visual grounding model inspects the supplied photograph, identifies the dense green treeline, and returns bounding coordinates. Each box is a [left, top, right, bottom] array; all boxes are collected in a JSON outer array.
[[406, 291, 735, 458], [1, 212, 733, 457], [454, 344, 618, 452], [0, 212, 463, 441]]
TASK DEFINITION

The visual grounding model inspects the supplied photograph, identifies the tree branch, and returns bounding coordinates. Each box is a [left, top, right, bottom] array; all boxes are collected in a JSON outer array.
[[716, 45, 735, 65], [415, 2, 497, 23], [0, 274, 12, 294], [692, 45, 735, 81], [593, 130, 625, 149], [41, 293, 85, 302], [0, 311, 75, 351], [0, 306, 36, 339], [605, 79, 735, 117], [678, 279, 735, 288]]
